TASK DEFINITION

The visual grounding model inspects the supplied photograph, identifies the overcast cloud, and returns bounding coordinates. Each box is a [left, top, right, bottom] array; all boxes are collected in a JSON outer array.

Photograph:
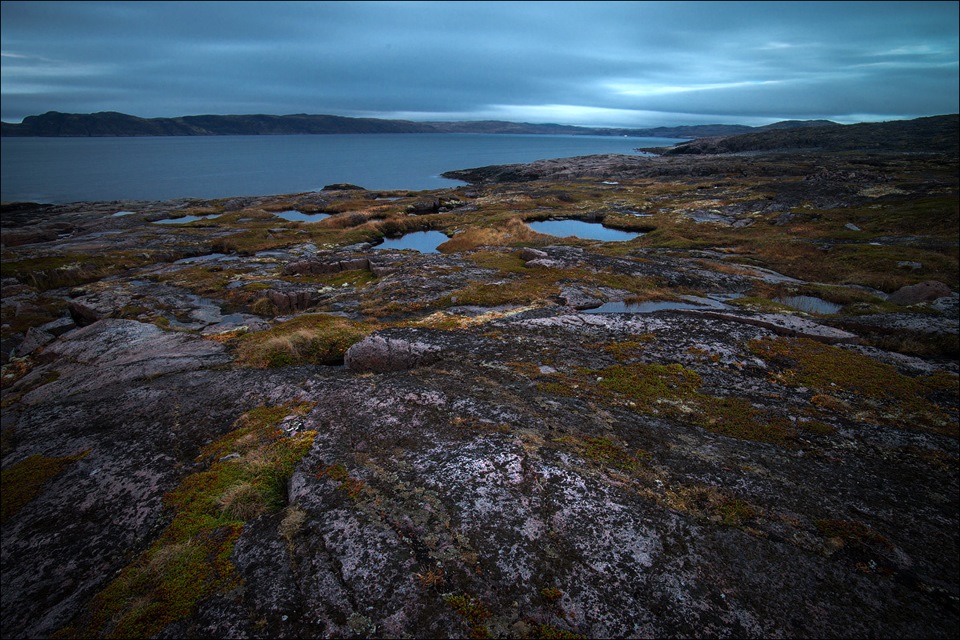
[[1, 1, 957, 127]]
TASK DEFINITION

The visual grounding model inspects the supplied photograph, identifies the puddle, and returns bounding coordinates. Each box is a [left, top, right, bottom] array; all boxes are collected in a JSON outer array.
[[112, 211, 136, 217], [153, 214, 221, 224], [584, 295, 732, 314], [374, 230, 448, 253], [775, 296, 843, 314], [173, 253, 228, 264], [270, 210, 331, 223], [526, 220, 642, 242]]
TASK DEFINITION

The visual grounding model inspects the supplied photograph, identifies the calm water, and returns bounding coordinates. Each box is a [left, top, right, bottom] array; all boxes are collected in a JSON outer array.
[[0, 134, 684, 204], [270, 210, 331, 223], [584, 295, 736, 314], [526, 219, 642, 242], [374, 230, 449, 253], [153, 213, 222, 224]]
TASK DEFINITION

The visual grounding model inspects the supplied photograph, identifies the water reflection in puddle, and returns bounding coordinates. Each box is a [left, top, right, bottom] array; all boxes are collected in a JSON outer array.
[[775, 296, 843, 314], [153, 214, 221, 224], [585, 295, 735, 314], [112, 211, 136, 217], [173, 253, 228, 264], [526, 220, 641, 242], [270, 210, 331, 223], [374, 230, 448, 253]]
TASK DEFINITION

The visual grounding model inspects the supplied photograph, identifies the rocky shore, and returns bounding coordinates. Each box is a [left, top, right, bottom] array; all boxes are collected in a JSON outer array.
[[2, 143, 958, 638]]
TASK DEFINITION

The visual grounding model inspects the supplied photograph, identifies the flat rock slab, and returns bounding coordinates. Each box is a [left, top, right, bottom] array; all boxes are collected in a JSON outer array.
[[684, 310, 860, 344], [20, 319, 231, 404]]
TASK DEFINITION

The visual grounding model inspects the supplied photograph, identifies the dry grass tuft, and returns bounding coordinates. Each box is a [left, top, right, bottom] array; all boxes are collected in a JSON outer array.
[[438, 218, 551, 253], [218, 482, 266, 521]]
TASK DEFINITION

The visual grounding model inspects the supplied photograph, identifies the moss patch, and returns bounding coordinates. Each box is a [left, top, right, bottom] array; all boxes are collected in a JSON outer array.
[[445, 593, 492, 639], [57, 404, 315, 639], [1, 451, 88, 523], [540, 363, 797, 446], [749, 337, 958, 436]]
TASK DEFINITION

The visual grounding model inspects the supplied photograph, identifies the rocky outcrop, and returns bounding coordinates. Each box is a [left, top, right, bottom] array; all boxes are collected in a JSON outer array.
[[282, 256, 371, 276], [344, 329, 447, 372], [17, 319, 232, 405], [887, 280, 953, 305], [265, 289, 318, 314]]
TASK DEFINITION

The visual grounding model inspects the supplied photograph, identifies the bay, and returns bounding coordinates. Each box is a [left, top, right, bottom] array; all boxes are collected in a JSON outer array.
[[0, 133, 684, 204]]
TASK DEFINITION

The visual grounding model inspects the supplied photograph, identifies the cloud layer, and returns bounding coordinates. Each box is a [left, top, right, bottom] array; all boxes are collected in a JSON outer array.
[[2, 1, 957, 126]]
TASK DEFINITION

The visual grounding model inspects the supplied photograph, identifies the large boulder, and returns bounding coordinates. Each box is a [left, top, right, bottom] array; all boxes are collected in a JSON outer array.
[[887, 280, 952, 306], [345, 329, 446, 372]]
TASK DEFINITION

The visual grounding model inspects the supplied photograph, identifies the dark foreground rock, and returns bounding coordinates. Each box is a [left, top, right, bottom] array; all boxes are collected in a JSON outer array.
[[2, 303, 957, 639]]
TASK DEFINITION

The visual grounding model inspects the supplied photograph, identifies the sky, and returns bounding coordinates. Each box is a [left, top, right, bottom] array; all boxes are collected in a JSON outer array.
[[1, 1, 958, 128]]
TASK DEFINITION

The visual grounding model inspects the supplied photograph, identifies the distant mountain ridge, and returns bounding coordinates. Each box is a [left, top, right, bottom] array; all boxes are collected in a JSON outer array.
[[646, 114, 959, 155], [0, 110, 840, 138]]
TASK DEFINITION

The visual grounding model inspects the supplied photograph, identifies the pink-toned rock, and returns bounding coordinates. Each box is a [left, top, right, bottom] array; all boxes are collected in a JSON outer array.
[[345, 330, 444, 372]]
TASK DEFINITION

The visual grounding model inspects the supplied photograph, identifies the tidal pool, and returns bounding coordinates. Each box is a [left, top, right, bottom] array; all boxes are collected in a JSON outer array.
[[153, 214, 221, 224], [585, 296, 733, 313], [775, 296, 843, 314], [173, 253, 229, 265], [374, 230, 448, 253], [526, 219, 641, 242], [270, 210, 331, 223]]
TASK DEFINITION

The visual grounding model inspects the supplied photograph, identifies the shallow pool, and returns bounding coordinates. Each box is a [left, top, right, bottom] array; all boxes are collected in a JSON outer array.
[[526, 219, 641, 242], [584, 296, 733, 313], [153, 214, 221, 224], [374, 230, 448, 253], [270, 210, 331, 223], [775, 296, 843, 314]]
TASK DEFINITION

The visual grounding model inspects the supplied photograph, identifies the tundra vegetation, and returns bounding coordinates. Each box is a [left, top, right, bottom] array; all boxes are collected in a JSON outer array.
[[1, 122, 958, 638]]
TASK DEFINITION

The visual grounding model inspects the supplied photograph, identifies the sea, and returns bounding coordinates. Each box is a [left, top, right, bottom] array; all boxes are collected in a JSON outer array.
[[0, 133, 684, 204]]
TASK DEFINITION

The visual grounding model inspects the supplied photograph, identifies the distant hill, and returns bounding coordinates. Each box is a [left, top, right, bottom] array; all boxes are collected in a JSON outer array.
[[649, 115, 959, 155], [1, 110, 841, 139], [0, 111, 440, 137]]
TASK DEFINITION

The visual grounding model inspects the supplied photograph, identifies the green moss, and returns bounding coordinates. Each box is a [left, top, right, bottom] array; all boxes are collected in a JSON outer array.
[[604, 335, 656, 361], [526, 624, 585, 639], [559, 435, 651, 473], [445, 594, 492, 639], [59, 404, 315, 639], [597, 363, 703, 410], [749, 337, 957, 436], [0, 451, 88, 523], [696, 396, 797, 445], [282, 268, 377, 289], [0, 252, 163, 292], [316, 463, 366, 501], [438, 262, 661, 310], [716, 499, 759, 526], [540, 363, 797, 446], [464, 250, 529, 274]]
